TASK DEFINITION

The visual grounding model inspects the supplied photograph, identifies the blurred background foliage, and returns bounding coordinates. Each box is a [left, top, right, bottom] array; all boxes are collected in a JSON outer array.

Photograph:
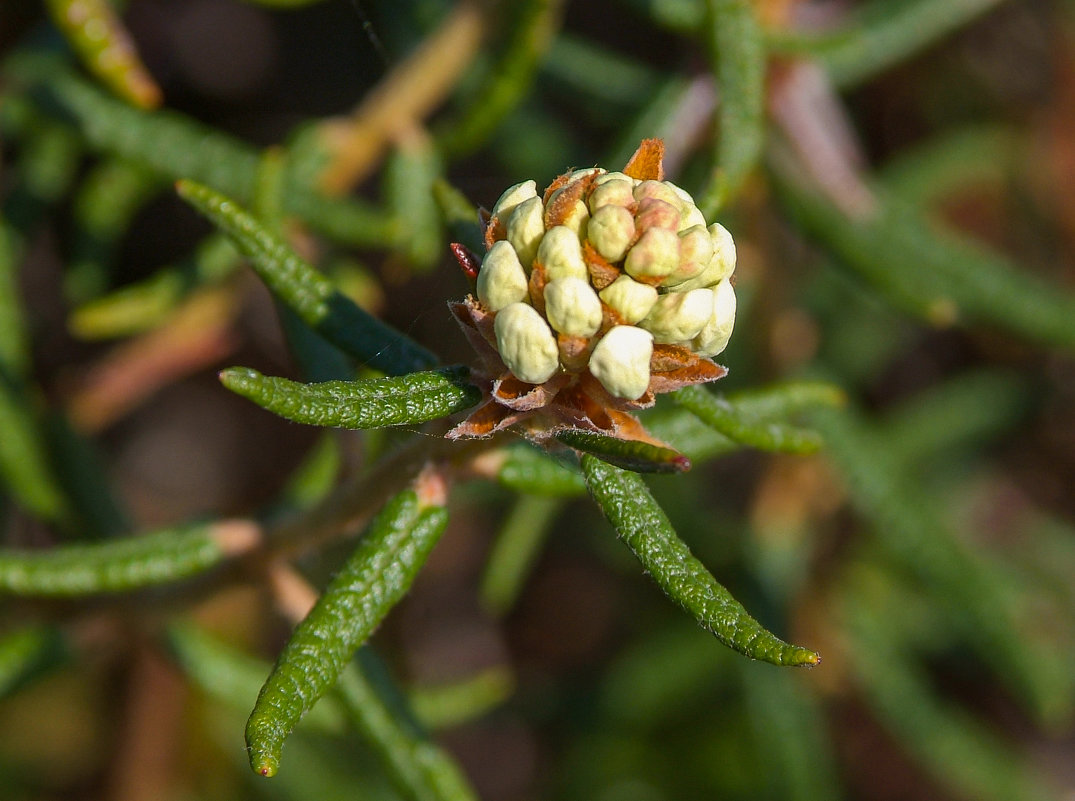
[[2, 0, 1075, 799]]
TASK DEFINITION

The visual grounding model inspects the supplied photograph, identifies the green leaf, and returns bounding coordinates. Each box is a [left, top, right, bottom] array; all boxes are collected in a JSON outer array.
[[219, 366, 481, 430], [556, 429, 691, 473], [0, 625, 64, 698], [700, 0, 766, 216], [671, 382, 844, 454], [177, 180, 438, 375], [0, 222, 30, 376], [581, 454, 820, 666], [336, 663, 480, 801], [0, 520, 257, 596], [480, 494, 563, 615], [493, 443, 587, 497], [0, 378, 70, 525], [245, 489, 449, 777], [408, 667, 515, 731], [774, 172, 1075, 352], [384, 136, 444, 271]]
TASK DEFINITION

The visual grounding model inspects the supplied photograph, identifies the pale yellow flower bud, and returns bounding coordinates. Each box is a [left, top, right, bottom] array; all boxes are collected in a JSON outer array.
[[667, 223, 736, 292], [692, 278, 736, 357], [545, 186, 590, 234], [588, 179, 635, 213], [493, 302, 559, 384], [661, 225, 714, 288], [599, 275, 658, 324], [537, 225, 588, 281], [639, 287, 714, 343], [491, 179, 538, 224], [588, 204, 635, 263], [477, 240, 530, 311], [624, 227, 680, 280], [588, 325, 653, 400], [544, 277, 602, 337], [506, 196, 545, 271]]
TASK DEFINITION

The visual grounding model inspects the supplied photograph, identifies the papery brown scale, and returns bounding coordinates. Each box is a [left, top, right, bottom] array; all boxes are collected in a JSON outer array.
[[557, 333, 592, 372], [623, 138, 665, 181], [527, 260, 550, 315], [582, 241, 622, 290], [492, 372, 570, 411], [543, 175, 594, 228], [446, 398, 523, 439]]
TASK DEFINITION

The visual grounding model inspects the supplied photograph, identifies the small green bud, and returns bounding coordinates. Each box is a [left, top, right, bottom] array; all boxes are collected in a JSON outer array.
[[594, 171, 634, 186], [634, 180, 682, 207], [624, 227, 680, 281], [666, 223, 736, 291], [477, 241, 530, 311], [544, 277, 602, 337], [506, 196, 545, 270], [537, 225, 588, 281], [638, 287, 714, 343], [588, 179, 635, 213], [634, 197, 681, 233], [599, 275, 658, 324], [661, 225, 713, 288], [588, 204, 636, 263], [493, 302, 560, 384], [588, 325, 653, 400], [491, 179, 538, 223], [692, 278, 736, 356]]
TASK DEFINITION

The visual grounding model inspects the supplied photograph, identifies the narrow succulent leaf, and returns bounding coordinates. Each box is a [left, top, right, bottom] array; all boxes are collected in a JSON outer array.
[[47, 72, 259, 201], [581, 455, 820, 666], [700, 0, 766, 216], [672, 384, 834, 454], [336, 663, 481, 801], [774, 173, 1075, 352], [437, 0, 566, 157], [0, 379, 70, 524], [44, 0, 161, 108], [0, 625, 64, 698], [769, 0, 1009, 89], [245, 490, 449, 777], [557, 429, 691, 473], [385, 136, 444, 271], [219, 366, 481, 430], [0, 520, 258, 596], [642, 406, 741, 463], [177, 180, 437, 374], [432, 179, 484, 257], [167, 624, 346, 734], [494, 443, 587, 497], [544, 34, 663, 111], [408, 667, 515, 731], [480, 494, 564, 615]]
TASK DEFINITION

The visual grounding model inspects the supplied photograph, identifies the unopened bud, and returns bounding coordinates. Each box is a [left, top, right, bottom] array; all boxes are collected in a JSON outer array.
[[588, 204, 635, 263], [491, 180, 538, 224], [588, 179, 635, 213], [477, 241, 530, 311], [662, 224, 714, 288], [506, 196, 545, 270], [537, 225, 588, 281], [639, 287, 714, 343], [599, 275, 658, 324], [624, 227, 680, 281], [667, 223, 736, 292], [545, 186, 590, 234], [588, 325, 653, 400], [544, 277, 602, 337], [493, 302, 560, 384], [692, 278, 736, 356]]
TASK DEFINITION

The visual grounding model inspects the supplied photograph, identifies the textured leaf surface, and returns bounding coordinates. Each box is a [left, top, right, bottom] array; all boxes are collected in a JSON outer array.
[[178, 180, 437, 374], [495, 444, 587, 496], [245, 489, 449, 777], [219, 366, 480, 429], [556, 429, 691, 473], [582, 455, 819, 666]]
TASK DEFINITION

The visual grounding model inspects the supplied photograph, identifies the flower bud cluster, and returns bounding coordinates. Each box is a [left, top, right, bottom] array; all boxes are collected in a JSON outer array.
[[475, 168, 736, 401]]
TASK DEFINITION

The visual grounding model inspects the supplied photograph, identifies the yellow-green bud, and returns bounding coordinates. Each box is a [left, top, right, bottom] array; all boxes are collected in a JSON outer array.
[[544, 277, 602, 337], [588, 204, 635, 263], [537, 225, 588, 281], [668, 223, 736, 292], [506, 196, 545, 271], [545, 186, 590, 234], [477, 240, 530, 311], [599, 275, 658, 324], [594, 171, 633, 185], [634, 180, 682, 207], [491, 179, 538, 223], [588, 325, 653, 400], [692, 278, 736, 356], [588, 179, 635, 213], [493, 302, 559, 384], [624, 227, 680, 280], [639, 287, 714, 343], [661, 225, 714, 288]]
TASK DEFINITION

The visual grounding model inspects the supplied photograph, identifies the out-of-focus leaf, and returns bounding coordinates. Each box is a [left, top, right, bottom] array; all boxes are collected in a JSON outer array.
[[0, 520, 258, 596], [480, 494, 563, 615], [384, 135, 444, 271], [177, 180, 438, 375], [44, 0, 161, 108], [0, 379, 70, 525], [245, 488, 449, 777], [492, 443, 587, 497], [0, 625, 64, 698], [219, 366, 480, 430], [582, 455, 820, 666], [774, 173, 1075, 352], [0, 222, 28, 377], [700, 0, 766, 216], [408, 667, 515, 731]]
